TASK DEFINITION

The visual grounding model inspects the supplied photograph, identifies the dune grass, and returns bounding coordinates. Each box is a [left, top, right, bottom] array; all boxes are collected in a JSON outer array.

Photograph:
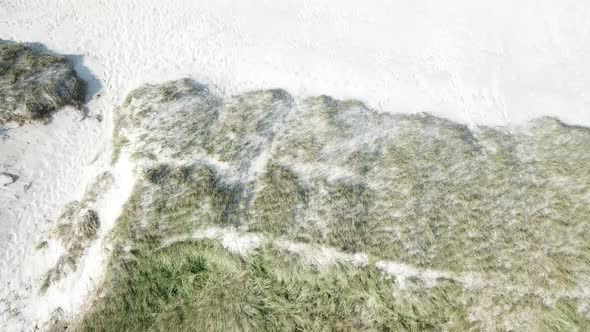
[[70, 79, 590, 331], [0, 42, 86, 124]]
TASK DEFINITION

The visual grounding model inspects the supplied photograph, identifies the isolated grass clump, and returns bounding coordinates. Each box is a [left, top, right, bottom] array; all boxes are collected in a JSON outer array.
[[74, 79, 590, 330], [0, 42, 86, 124], [41, 205, 100, 293], [41, 172, 113, 293]]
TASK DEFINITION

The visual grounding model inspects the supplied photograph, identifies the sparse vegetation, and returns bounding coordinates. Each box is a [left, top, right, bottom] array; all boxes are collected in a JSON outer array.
[[111, 113, 128, 164], [0, 42, 86, 124], [41, 173, 113, 293], [74, 79, 590, 331]]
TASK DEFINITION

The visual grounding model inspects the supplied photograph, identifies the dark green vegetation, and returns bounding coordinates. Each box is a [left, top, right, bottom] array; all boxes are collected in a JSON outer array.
[[76, 79, 590, 331], [0, 42, 86, 124]]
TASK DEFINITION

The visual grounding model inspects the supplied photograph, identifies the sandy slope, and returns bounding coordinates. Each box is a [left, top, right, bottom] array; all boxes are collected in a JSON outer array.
[[1, 0, 589, 330]]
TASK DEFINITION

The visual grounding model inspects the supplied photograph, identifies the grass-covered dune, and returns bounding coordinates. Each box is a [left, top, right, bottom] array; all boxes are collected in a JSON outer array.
[[0, 42, 86, 124], [74, 79, 590, 331]]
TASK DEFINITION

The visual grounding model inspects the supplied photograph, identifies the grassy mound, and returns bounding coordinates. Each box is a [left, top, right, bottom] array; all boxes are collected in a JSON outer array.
[[75, 79, 590, 331], [0, 42, 86, 124]]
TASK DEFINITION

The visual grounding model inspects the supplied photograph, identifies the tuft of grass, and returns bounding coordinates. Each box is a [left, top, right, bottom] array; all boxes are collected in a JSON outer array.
[[0, 42, 86, 124], [36, 240, 49, 250], [45, 307, 70, 332], [40, 205, 100, 293], [41, 173, 113, 292]]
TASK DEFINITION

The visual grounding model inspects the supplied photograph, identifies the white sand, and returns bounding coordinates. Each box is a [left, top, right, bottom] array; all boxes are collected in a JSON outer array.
[[1, 0, 590, 330]]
